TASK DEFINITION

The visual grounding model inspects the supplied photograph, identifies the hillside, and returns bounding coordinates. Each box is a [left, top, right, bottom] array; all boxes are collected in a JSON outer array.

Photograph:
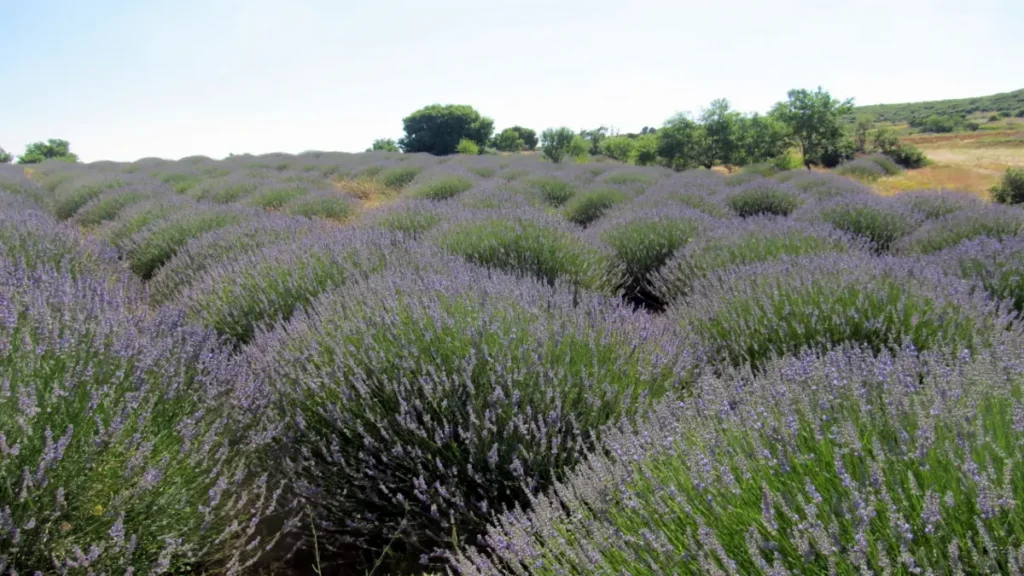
[[851, 88, 1024, 123]]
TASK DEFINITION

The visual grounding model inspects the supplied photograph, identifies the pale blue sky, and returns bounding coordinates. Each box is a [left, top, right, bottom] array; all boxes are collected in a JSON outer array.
[[1, 0, 1021, 162]]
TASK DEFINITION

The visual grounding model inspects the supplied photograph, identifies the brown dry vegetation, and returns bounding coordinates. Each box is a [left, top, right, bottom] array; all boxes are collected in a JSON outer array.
[[872, 131, 1024, 198]]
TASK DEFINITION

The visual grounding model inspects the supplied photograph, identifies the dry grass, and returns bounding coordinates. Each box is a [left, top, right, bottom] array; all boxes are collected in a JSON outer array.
[[331, 177, 398, 209], [870, 132, 1024, 198]]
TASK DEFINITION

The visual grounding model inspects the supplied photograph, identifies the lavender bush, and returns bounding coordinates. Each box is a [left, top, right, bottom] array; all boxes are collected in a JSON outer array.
[[724, 180, 804, 218], [653, 219, 855, 305], [177, 228, 407, 342], [97, 197, 196, 249], [363, 200, 448, 239], [677, 253, 1010, 370], [520, 177, 577, 208], [776, 170, 872, 200], [812, 195, 922, 253], [410, 176, 476, 201], [451, 344, 1024, 575], [894, 189, 984, 220], [587, 206, 710, 310], [0, 204, 118, 277], [283, 190, 359, 222], [148, 215, 321, 305], [123, 206, 254, 279], [0, 262, 287, 573], [72, 187, 156, 228], [562, 188, 629, 227], [245, 261, 696, 570], [896, 206, 1024, 254], [433, 210, 613, 292], [938, 236, 1024, 315]]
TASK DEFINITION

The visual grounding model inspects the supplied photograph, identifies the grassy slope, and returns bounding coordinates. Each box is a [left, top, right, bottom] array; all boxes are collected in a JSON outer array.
[[851, 88, 1024, 123]]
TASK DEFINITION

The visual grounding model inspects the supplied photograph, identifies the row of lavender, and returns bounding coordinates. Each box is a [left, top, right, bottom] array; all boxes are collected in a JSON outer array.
[[2, 153, 1024, 574]]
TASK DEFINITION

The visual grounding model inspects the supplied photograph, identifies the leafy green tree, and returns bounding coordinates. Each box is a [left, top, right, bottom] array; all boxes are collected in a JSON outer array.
[[398, 104, 494, 156], [656, 114, 704, 171], [507, 126, 538, 150], [599, 136, 637, 162], [456, 138, 480, 155], [633, 134, 660, 166], [0, 146, 12, 164], [568, 135, 590, 160], [922, 115, 956, 133], [369, 138, 400, 152], [540, 127, 577, 163], [699, 99, 743, 167], [17, 139, 78, 164], [492, 128, 526, 152], [853, 116, 873, 153], [738, 113, 790, 164], [579, 127, 609, 155], [771, 87, 854, 169]]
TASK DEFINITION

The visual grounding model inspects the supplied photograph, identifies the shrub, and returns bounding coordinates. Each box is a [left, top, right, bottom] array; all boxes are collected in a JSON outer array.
[[653, 219, 854, 305], [991, 167, 1024, 205], [562, 187, 629, 227], [434, 211, 612, 291], [455, 188, 533, 211], [1017, 109, 1024, 118], [897, 206, 1024, 254], [889, 143, 928, 169], [245, 262, 694, 569], [149, 215, 319, 305], [590, 207, 708, 310], [52, 177, 128, 220], [177, 229, 404, 343], [602, 171, 656, 192], [834, 156, 887, 180], [778, 171, 872, 200], [377, 165, 423, 189], [124, 207, 251, 279], [246, 186, 309, 209], [521, 176, 577, 207], [966, 121, 981, 131], [939, 236, 1024, 315], [409, 176, 475, 201], [864, 153, 902, 175], [451, 345, 1024, 576], [365, 200, 447, 239], [818, 136, 856, 168], [988, 114, 1000, 122], [284, 191, 359, 222], [0, 205, 118, 276], [0, 262, 283, 573], [370, 138, 400, 152], [598, 135, 636, 162], [894, 189, 982, 220], [922, 114, 956, 133], [467, 166, 496, 178], [724, 180, 804, 218], [72, 188, 152, 227], [98, 198, 195, 249], [456, 138, 481, 155], [192, 178, 264, 204], [499, 168, 529, 182], [678, 254, 1005, 370], [816, 196, 921, 253]]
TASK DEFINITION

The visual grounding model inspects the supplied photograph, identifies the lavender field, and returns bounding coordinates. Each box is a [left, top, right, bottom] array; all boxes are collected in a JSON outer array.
[[2, 151, 1024, 575]]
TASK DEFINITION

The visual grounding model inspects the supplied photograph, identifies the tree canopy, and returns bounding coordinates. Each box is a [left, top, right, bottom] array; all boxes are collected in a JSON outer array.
[[398, 104, 494, 156], [17, 139, 79, 164], [770, 88, 854, 169]]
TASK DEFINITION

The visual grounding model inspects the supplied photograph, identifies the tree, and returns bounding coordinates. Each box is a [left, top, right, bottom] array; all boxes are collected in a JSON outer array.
[[568, 135, 590, 160], [656, 114, 704, 171], [540, 127, 576, 163], [579, 127, 609, 155], [398, 104, 494, 156], [492, 128, 526, 152], [599, 136, 636, 162], [0, 146, 12, 164], [633, 134, 660, 166], [369, 138, 400, 152], [507, 126, 538, 150], [853, 117, 873, 153], [771, 87, 854, 169], [17, 139, 78, 164], [738, 113, 790, 164], [699, 98, 743, 167]]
